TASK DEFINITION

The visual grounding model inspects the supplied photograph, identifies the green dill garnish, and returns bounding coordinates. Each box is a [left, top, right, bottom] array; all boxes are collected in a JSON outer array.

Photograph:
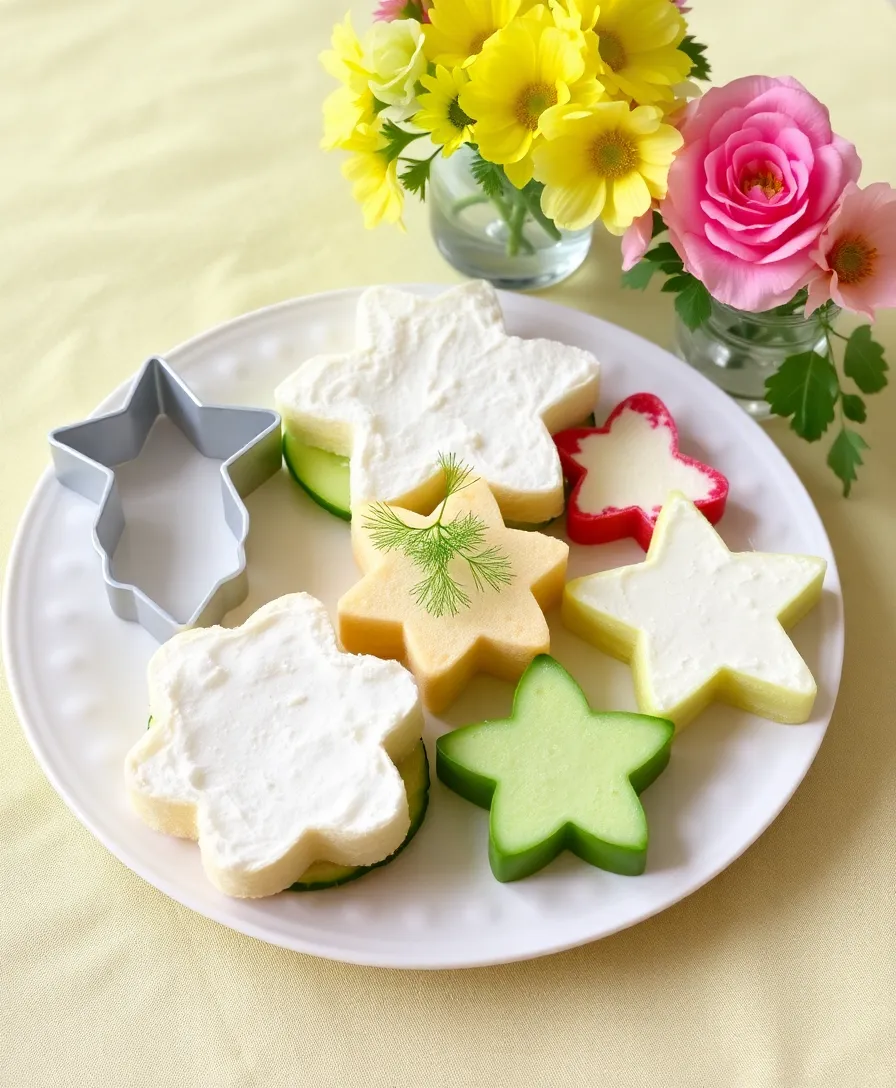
[[362, 453, 514, 618]]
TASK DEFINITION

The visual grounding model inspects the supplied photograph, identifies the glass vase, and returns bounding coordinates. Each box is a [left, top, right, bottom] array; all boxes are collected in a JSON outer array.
[[674, 299, 837, 419], [428, 146, 593, 291]]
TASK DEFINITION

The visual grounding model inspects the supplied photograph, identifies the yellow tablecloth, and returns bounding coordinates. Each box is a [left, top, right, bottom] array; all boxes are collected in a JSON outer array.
[[2, 2, 895, 1084]]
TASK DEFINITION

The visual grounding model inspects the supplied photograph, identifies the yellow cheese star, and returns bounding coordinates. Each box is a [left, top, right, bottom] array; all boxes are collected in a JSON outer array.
[[338, 479, 569, 712]]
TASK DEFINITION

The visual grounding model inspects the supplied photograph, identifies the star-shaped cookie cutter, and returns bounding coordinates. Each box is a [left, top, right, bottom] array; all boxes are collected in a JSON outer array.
[[49, 356, 282, 643]]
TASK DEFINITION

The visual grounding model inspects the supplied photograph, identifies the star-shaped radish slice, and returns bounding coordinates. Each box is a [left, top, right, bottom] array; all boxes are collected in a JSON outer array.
[[563, 493, 827, 728], [338, 478, 569, 713], [437, 656, 673, 882], [275, 280, 600, 524], [124, 593, 424, 899], [554, 393, 729, 549]]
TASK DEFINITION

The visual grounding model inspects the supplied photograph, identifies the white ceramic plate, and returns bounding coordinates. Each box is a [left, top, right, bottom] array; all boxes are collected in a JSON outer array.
[[2, 287, 843, 969]]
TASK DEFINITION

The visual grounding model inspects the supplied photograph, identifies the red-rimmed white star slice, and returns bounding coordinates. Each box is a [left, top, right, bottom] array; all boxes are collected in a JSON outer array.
[[554, 393, 729, 550]]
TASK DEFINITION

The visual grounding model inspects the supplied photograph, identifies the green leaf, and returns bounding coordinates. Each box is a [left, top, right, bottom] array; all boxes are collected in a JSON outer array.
[[644, 242, 683, 271], [661, 275, 694, 293], [469, 149, 506, 200], [767, 287, 809, 317], [674, 278, 712, 330], [651, 210, 666, 239], [843, 325, 889, 394], [371, 96, 390, 116], [680, 36, 711, 81], [621, 261, 657, 290], [399, 155, 435, 200], [764, 351, 839, 441], [381, 119, 426, 163], [827, 427, 868, 497], [841, 393, 867, 423]]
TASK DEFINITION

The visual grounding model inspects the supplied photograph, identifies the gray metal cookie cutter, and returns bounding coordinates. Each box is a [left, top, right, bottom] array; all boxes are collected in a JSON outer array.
[[49, 356, 282, 643]]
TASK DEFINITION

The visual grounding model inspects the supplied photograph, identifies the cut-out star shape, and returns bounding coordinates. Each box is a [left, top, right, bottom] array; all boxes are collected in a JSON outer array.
[[337, 479, 569, 713], [436, 656, 674, 882], [274, 281, 600, 523], [125, 593, 424, 898], [554, 393, 729, 550], [564, 493, 827, 727], [49, 355, 282, 642]]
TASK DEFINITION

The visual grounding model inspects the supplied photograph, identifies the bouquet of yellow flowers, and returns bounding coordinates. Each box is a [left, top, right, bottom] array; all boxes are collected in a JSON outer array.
[[322, 0, 709, 256]]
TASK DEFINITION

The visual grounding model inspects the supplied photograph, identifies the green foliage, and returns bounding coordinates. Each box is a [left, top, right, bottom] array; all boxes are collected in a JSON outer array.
[[840, 393, 867, 423], [680, 36, 711, 81], [363, 454, 513, 618], [827, 428, 869, 498], [399, 151, 439, 200], [673, 277, 712, 330], [621, 261, 657, 290], [765, 351, 839, 441], [843, 324, 889, 394], [381, 119, 426, 163], [469, 148, 506, 200]]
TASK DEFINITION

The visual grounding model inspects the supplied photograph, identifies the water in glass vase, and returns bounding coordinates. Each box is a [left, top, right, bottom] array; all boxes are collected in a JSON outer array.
[[429, 147, 592, 291], [674, 298, 837, 419]]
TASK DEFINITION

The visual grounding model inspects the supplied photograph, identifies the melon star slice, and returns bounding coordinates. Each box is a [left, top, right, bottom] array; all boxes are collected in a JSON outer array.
[[436, 656, 674, 882], [337, 478, 569, 713], [274, 280, 600, 525], [125, 593, 424, 899], [554, 393, 729, 550], [563, 492, 827, 727]]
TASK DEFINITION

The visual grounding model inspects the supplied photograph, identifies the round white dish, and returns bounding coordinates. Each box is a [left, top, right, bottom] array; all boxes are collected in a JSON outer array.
[[2, 287, 843, 969]]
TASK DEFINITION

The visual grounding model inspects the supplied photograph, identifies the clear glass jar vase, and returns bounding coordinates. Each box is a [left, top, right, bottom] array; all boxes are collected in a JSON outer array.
[[428, 146, 592, 291], [674, 299, 837, 418]]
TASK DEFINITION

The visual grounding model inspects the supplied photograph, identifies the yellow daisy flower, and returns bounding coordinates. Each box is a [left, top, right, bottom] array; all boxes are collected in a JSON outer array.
[[416, 66, 476, 156], [340, 125, 405, 230], [592, 0, 691, 105], [424, 0, 522, 69], [533, 100, 683, 232], [459, 7, 586, 185], [320, 15, 376, 150]]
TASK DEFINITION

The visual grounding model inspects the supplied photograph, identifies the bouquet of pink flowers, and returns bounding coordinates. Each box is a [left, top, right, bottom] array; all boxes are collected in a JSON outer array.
[[623, 75, 893, 495]]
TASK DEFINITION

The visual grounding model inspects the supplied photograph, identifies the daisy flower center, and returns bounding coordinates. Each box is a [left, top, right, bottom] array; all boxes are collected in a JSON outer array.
[[515, 82, 558, 131], [447, 96, 474, 130], [742, 169, 784, 199], [589, 131, 638, 178], [830, 235, 877, 285], [598, 30, 627, 73]]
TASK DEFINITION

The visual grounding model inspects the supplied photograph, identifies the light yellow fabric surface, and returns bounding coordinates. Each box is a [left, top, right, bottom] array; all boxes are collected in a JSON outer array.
[[2, 2, 895, 1085]]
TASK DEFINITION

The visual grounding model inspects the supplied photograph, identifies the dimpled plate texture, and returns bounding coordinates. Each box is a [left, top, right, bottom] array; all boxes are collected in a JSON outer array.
[[2, 288, 843, 969]]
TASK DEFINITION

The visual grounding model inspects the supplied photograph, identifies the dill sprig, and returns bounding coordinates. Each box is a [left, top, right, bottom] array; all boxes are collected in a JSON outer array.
[[362, 453, 514, 618]]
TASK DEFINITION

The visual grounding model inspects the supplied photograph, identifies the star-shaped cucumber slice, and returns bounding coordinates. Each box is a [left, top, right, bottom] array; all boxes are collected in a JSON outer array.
[[436, 656, 673, 882]]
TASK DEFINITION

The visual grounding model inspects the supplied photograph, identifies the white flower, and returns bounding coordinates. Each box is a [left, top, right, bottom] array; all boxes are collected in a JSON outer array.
[[364, 19, 427, 118]]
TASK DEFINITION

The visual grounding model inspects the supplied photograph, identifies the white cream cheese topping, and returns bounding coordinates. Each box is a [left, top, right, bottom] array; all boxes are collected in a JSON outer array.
[[125, 594, 423, 893], [573, 406, 715, 514], [274, 281, 600, 508], [566, 494, 825, 712]]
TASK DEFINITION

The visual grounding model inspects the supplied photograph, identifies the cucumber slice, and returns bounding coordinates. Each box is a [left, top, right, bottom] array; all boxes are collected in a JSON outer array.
[[436, 657, 673, 882], [289, 740, 430, 891], [282, 430, 351, 521]]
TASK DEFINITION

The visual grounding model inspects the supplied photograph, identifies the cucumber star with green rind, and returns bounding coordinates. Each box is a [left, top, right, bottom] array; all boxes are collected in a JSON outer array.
[[436, 656, 674, 882]]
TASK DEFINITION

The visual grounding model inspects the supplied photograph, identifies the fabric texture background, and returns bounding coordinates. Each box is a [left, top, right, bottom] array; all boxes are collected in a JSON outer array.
[[1, 2, 895, 1085]]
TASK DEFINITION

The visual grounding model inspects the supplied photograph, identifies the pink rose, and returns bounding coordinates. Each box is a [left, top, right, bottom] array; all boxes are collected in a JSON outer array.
[[661, 76, 861, 312], [621, 208, 655, 271], [374, 0, 430, 21]]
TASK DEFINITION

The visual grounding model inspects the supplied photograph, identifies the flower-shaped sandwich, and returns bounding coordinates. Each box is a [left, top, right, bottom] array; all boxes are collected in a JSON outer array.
[[125, 593, 425, 898]]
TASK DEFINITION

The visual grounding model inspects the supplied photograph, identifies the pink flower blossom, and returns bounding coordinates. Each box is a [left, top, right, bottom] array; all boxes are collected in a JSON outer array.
[[806, 182, 896, 320], [660, 75, 861, 312], [621, 209, 655, 271], [373, 0, 430, 22], [671, 0, 690, 11]]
